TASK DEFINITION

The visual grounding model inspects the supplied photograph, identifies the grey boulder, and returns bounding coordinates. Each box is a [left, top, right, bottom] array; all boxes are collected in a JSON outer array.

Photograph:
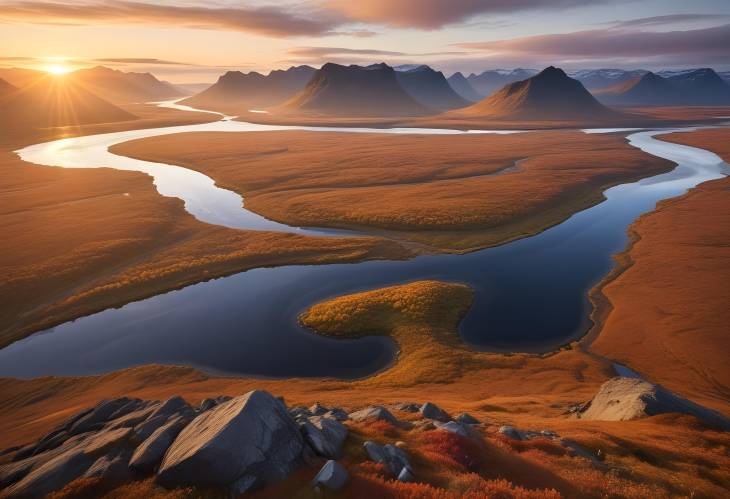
[[397, 466, 415, 482], [498, 426, 524, 440], [350, 406, 400, 426], [420, 402, 450, 422], [363, 441, 410, 477], [578, 377, 730, 430], [300, 416, 348, 459], [455, 413, 480, 425], [129, 416, 189, 472], [436, 421, 477, 439], [156, 390, 304, 491], [3, 427, 136, 498], [311, 460, 349, 491]]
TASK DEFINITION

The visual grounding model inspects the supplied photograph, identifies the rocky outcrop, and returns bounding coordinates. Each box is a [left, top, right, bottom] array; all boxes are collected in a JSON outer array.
[[129, 417, 189, 472], [577, 377, 730, 430], [299, 416, 348, 459], [420, 402, 451, 422], [156, 390, 304, 493], [363, 441, 412, 479], [311, 460, 349, 490], [350, 406, 401, 426], [455, 413, 480, 425]]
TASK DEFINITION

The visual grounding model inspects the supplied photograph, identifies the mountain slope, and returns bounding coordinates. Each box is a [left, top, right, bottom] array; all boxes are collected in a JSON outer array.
[[663, 68, 730, 105], [451, 66, 619, 121], [467, 69, 538, 97], [596, 72, 679, 105], [0, 67, 46, 88], [395, 66, 469, 110], [70, 66, 183, 103], [569, 69, 647, 91], [181, 66, 315, 112], [280, 63, 430, 117], [0, 77, 16, 97], [597, 68, 730, 106], [447, 72, 483, 102], [0, 75, 136, 128]]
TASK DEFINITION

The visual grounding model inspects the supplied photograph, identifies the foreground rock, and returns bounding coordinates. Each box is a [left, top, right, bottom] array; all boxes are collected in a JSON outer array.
[[311, 460, 349, 490], [299, 416, 348, 459], [3, 427, 137, 498], [156, 390, 304, 493], [350, 406, 401, 426], [420, 402, 451, 422], [129, 417, 189, 472], [577, 377, 730, 429], [363, 441, 412, 479]]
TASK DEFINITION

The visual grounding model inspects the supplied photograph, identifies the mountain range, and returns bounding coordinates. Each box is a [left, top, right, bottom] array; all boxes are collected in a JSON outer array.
[[449, 66, 619, 121], [446, 72, 483, 102], [280, 63, 429, 116], [71, 66, 183, 103], [394, 65, 469, 110], [0, 74, 135, 129], [466, 69, 538, 98], [567, 69, 648, 91], [180, 66, 316, 113], [597, 68, 730, 106]]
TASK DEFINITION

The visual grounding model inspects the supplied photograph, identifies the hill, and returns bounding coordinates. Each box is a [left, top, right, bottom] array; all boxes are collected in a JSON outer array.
[[0, 67, 46, 87], [279, 63, 430, 117], [467, 69, 537, 97], [395, 65, 470, 110], [0, 74, 136, 128], [450, 66, 619, 121], [447, 72, 483, 102], [181, 66, 315, 112], [70, 66, 183, 104]]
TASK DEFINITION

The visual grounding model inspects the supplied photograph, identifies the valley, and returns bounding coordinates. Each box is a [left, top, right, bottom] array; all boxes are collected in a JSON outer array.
[[1, 15, 730, 495]]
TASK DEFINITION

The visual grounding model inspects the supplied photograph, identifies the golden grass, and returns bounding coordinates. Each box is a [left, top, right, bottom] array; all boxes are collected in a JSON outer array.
[[587, 128, 730, 416], [3, 278, 729, 497], [110, 130, 672, 252], [0, 105, 409, 348]]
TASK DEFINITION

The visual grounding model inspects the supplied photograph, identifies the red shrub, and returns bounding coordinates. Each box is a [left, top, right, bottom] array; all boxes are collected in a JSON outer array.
[[420, 431, 486, 472]]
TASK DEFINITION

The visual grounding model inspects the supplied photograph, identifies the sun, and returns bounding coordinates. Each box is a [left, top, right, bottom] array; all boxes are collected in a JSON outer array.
[[45, 64, 70, 75]]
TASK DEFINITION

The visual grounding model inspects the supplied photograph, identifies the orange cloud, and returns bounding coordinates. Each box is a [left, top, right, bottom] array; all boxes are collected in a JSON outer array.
[[0, 1, 344, 37], [325, 0, 596, 29], [455, 24, 730, 59]]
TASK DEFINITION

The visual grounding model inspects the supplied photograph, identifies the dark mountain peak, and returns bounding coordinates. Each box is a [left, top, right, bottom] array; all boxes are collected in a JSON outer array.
[[534, 66, 568, 80], [452, 65, 617, 121], [272, 65, 315, 76], [280, 61, 428, 116], [395, 65, 469, 110], [363, 62, 393, 72]]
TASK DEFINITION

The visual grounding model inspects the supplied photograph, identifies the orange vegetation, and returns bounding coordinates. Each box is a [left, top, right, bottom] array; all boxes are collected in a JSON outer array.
[[111, 130, 671, 251], [0, 105, 408, 348], [2, 279, 730, 497], [588, 128, 730, 416]]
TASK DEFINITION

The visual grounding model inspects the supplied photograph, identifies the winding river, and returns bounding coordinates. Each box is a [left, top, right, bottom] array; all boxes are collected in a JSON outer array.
[[0, 103, 727, 379]]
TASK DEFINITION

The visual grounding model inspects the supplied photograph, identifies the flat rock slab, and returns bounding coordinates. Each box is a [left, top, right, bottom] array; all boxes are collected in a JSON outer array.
[[157, 390, 303, 490], [579, 377, 730, 429]]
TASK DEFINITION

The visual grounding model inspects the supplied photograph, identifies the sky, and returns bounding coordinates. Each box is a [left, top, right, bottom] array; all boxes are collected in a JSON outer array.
[[0, 0, 729, 83]]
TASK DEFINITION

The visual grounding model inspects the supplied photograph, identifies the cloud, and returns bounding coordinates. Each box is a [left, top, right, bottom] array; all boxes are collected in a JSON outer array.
[[325, 0, 599, 29], [0, 1, 345, 37], [288, 47, 465, 58], [609, 14, 730, 29], [454, 24, 730, 61], [93, 58, 193, 66]]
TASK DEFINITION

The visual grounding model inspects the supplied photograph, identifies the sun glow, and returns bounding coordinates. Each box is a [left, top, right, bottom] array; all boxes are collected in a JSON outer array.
[[45, 64, 70, 75]]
